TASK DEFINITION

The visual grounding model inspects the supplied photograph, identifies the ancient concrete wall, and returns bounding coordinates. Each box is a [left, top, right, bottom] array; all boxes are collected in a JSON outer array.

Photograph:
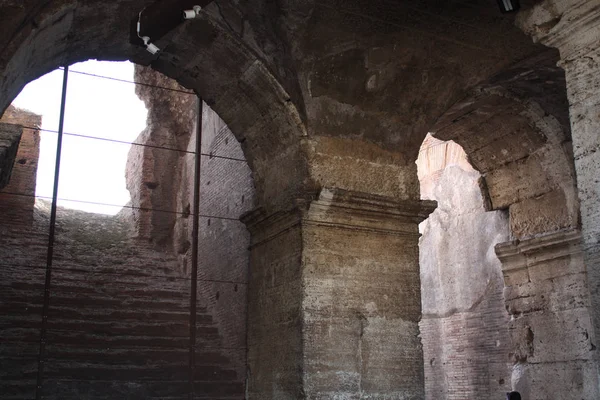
[[0, 105, 41, 221], [418, 136, 512, 399], [175, 104, 254, 381], [130, 65, 255, 392], [127, 66, 197, 247]]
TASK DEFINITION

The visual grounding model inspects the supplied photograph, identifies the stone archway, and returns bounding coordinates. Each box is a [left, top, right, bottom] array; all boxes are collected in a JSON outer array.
[[428, 48, 595, 399], [4, 1, 598, 398], [0, 1, 308, 213]]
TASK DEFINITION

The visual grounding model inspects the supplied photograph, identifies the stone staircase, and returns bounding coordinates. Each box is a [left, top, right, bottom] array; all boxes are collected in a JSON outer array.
[[0, 201, 245, 399]]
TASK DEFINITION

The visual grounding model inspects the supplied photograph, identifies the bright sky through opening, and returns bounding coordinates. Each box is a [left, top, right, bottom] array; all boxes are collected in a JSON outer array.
[[12, 60, 148, 215]]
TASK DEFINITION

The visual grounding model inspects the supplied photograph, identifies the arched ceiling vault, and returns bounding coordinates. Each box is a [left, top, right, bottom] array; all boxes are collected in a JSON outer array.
[[431, 49, 579, 238], [0, 0, 568, 209]]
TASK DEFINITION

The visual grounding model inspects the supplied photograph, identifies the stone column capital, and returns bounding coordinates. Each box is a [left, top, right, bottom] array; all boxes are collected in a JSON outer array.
[[241, 187, 437, 247], [495, 229, 583, 277], [517, 0, 600, 60]]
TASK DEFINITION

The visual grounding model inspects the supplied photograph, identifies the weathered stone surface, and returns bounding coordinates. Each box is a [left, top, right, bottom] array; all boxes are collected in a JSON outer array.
[[244, 189, 435, 399], [418, 138, 512, 399], [0, 200, 245, 400], [517, 5, 600, 397], [416, 135, 475, 201], [496, 230, 598, 399], [509, 189, 578, 238], [430, 51, 579, 241], [126, 65, 196, 247], [1, 0, 599, 398], [127, 66, 255, 391], [0, 0, 558, 213]]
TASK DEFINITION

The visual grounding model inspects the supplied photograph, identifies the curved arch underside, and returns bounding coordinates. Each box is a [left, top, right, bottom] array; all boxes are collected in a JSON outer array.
[[0, 0, 571, 211], [431, 49, 579, 238]]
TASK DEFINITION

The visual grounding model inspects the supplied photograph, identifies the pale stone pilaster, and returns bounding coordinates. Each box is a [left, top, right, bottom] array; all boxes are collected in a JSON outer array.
[[496, 230, 598, 399], [243, 188, 435, 399]]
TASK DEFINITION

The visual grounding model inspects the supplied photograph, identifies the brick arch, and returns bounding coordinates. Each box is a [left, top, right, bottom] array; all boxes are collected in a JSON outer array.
[[0, 1, 308, 213]]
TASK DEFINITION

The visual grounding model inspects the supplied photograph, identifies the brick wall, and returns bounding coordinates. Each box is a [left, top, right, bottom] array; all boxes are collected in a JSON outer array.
[[173, 104, 255, 383], [0, 122, 21, 189]]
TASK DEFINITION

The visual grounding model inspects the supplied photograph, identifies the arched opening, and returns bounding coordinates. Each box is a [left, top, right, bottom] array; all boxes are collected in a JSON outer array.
[[0, 3, 309, 213], [3, 1, 599, 399], [0, 60, 254, 398], [417, 135, 511, 399], [418, 47, 593, 399]]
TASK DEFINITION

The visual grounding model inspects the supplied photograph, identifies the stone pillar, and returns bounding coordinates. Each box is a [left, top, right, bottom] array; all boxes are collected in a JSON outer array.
[[496, 230, 597, 399], [243, 188, 436, 399], [517, 2, 600, 393]]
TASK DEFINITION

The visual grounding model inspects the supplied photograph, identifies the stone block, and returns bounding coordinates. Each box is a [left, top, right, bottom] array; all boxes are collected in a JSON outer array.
[[509, 189, 578, 239], [509, 308, 595, 364], [504, 272, 590, 315], [485, 154, 554, 210], [512, 360, 599, 400]]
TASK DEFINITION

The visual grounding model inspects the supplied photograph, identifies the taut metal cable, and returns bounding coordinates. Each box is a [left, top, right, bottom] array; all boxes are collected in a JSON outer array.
[[17, 125, 247, 163], [0, 190, 243, 222], [59, 67, 196, 96], [0, 263, 249, 286]]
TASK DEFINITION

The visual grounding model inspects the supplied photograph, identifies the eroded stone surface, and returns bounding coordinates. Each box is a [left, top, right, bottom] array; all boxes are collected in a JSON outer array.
[[0, 0, 598, 398], [244, 190, 436, 399], [418, 138, 512, 399], [517, 4, 600, 398], [496, 230, 598, 399]]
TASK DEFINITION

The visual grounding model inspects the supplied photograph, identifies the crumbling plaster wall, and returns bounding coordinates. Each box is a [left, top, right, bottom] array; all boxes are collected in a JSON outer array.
[[418, 135, 512, 399]]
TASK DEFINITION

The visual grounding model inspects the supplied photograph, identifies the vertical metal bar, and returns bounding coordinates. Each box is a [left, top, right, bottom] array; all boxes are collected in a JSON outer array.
[[36, 65, 69, 399], [189, 96, 203, 400]]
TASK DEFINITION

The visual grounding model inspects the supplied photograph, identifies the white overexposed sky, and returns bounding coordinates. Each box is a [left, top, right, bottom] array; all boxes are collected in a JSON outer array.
[[12, 60, 148, 215]]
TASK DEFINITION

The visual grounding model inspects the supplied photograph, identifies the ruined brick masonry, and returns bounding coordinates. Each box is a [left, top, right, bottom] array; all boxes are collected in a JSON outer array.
[[2, 0, 600, 398], [0, 76, 253, 399]]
